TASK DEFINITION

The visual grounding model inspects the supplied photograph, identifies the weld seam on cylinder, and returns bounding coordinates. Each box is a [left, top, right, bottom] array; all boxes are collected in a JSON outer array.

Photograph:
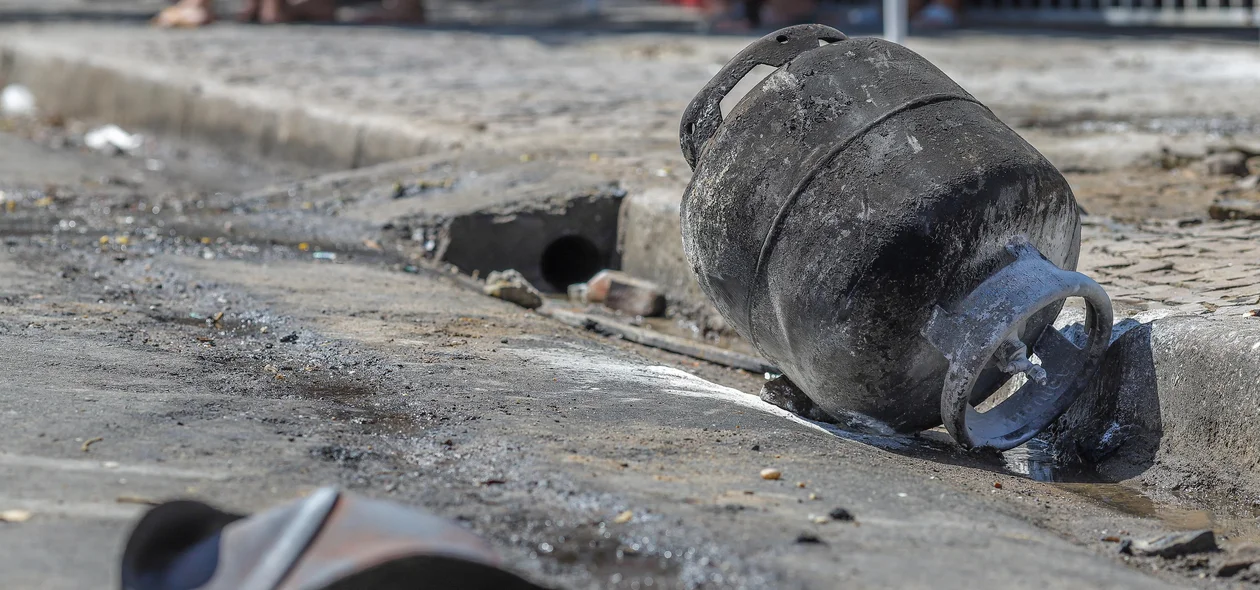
[[743, 92, 991, 355]]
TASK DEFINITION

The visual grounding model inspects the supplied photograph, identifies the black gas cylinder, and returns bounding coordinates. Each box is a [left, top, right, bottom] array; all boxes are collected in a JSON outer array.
[[679, 25, 1113, 450]]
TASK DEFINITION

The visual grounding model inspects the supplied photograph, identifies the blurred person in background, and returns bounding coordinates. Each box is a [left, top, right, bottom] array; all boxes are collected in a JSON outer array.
[[154, 0, 426, 27], [679, 0, 959, 30]]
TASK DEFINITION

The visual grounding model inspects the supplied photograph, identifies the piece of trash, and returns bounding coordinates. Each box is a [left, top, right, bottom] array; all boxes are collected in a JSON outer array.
[[613, 510, 634, 524], [1130, 529, 1217, 558], [121, 487, 549, 589], [579, 270, 666, 317], [0, 509, 32, 523], [1217, 544, 1260, 577], [759, 468, 781, 480], [313, 251, 337, 261], [794, 532, 824, 544], [828, 507, 854, 521], [81, 436, 104, 452], [362, 239, 383, 251], [84, 124, 144, 155], [810, 515, 829, 524], [0, 84, 36, 117], [993, 482, 1003, 489], [483, 269, 543, 310]]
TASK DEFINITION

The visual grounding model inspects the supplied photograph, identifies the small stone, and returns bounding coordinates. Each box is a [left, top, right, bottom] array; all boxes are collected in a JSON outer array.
[[759, 468, 781, 480], [807, 493, 819, 501], [280, 332, 299, 343], [1204, 151, 1250, 177], [613, 510, 633, 524], [794, 532, 824, 544], [0, 509, 32, 523], [993, 482, 1003, 489], [483, 270, 543, 310], [828, 507, 854, 521], [750, 444, 760, 451], [1130, 529, 1217, 558], [1216, 544, 1260, 577]]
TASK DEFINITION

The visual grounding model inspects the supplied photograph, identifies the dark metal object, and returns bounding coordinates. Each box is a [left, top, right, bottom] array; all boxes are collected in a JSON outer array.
[[121, 487, 546, 590], [679, 25, 1113, 450]]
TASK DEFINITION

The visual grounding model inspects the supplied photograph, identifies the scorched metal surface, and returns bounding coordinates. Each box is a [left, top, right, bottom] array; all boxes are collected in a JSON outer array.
[[679, 25, 1113, 450]]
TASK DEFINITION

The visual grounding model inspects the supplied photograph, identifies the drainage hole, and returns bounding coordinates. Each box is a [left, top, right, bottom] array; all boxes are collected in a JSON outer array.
[[540, 235, 603, 291]]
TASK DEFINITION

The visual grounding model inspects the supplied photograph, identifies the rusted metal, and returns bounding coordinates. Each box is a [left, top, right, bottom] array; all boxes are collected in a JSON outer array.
[[121, 488, 545, 590], [679, 25, 1113, 450]]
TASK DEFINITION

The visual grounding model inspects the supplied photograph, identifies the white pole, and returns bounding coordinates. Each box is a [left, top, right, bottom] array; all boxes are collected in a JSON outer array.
[[884, 0, 908, 45]]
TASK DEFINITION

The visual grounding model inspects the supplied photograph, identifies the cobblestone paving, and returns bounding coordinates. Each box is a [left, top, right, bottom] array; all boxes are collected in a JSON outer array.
[[1081, 217, 1260, 317]]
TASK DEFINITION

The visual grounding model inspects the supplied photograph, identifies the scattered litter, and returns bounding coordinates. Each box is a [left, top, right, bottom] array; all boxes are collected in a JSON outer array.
[[577, 270, 666, 317], [313, 251, 337, 261], [81, 436, 104, 452], [1130, 529, 1217, 558], [759, 468, 781, 480], [116, 496, 161, 506], [0, 509, 32, 523], [1101, 535, 1122, 543], [796, 481, 807, 488], [362, 239, 383, 251], [1246, 310, 1259, 318], [84, 124, 144, 155], [483, 269, 543, 310], [828, 508, 854, 521], [613, 510, 634, 524], [794, 532, 824, 544], [808, 493, 819, 501], [0, 84, 36, 117], [810, 515, 829, 524]]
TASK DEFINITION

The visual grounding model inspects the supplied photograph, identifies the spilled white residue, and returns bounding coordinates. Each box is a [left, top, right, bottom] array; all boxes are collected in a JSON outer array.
[[906, 134, 923, 154], [760, 69, 798, 93], [517, 345, 828, 433], [517, 344, 914, 449]]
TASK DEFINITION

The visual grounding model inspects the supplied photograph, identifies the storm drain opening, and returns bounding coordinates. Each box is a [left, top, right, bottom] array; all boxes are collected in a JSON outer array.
[[540, 234, 603, 291]]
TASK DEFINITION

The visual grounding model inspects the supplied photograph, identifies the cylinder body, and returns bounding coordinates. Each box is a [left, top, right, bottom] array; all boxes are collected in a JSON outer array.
[[681, 37, 1081, 432]]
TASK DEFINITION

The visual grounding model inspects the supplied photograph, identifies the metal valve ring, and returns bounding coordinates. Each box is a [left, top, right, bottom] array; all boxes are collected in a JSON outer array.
[[922, 238, 1113, 451]]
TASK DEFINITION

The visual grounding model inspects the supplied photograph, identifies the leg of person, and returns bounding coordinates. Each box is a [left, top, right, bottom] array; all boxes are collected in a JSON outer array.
[[153, 0, 215, 27], [346, 0, 427, 24], [258, 0, 339, 23]]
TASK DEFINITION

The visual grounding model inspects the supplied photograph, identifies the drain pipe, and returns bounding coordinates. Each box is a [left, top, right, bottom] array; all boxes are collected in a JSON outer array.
[[884, 0, 908, 44]]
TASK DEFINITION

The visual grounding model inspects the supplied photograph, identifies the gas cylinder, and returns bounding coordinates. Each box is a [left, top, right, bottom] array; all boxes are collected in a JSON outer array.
[[679, 25, 1113, 450]]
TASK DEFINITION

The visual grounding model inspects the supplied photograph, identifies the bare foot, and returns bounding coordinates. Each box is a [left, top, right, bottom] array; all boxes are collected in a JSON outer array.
[[152, 0, 215, 27], [258, 0, 338, 23], [347, 0, 427, 24]]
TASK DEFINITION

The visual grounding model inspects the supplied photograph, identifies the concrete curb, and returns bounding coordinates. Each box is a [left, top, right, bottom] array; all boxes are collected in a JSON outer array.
[[1051, 311, 1260, 498], [0, 37, 460, 170]]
